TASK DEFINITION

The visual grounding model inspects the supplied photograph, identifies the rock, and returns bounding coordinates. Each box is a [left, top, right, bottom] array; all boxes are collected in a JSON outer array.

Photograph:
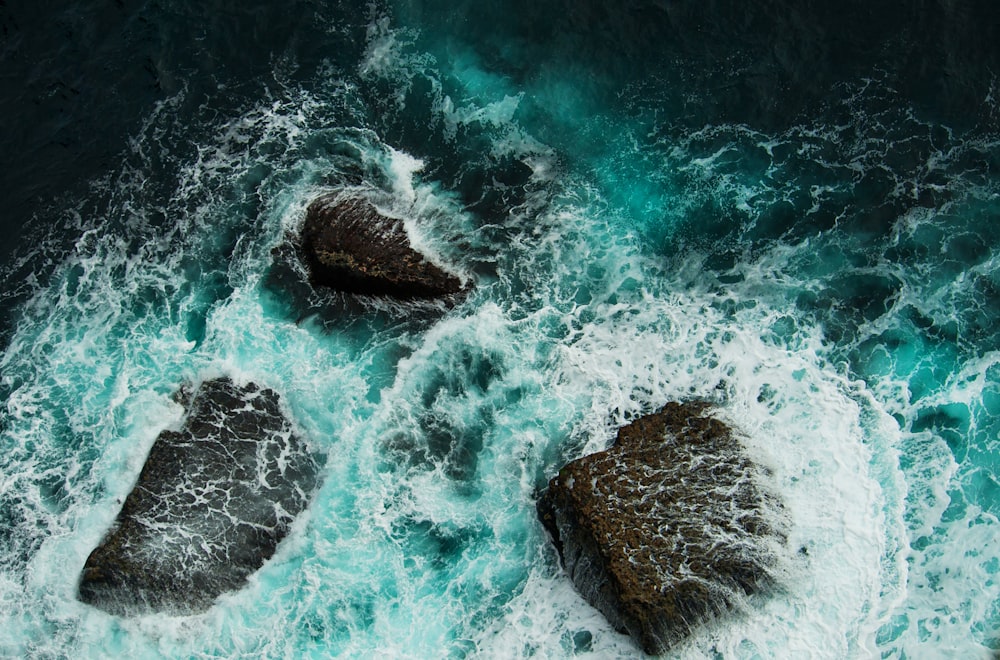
[[299, 194, 466, 299], [78, 378, 321, 616], [537, 402, 785, 655]]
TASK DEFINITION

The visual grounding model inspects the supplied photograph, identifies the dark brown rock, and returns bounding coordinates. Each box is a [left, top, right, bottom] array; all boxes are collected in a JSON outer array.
[[300, 194, 466, 299], [537, 402, 785, 655], [78, 378, 321, 616]]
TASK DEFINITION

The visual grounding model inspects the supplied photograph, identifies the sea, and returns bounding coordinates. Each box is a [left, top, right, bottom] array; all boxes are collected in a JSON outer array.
[[1, 1, 998, 657]]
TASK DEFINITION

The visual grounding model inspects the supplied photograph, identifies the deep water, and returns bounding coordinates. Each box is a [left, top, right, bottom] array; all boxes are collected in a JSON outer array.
[[2, 1, 999, 657]]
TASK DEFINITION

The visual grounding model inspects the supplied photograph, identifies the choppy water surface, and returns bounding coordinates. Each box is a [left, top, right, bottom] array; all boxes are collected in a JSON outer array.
[[1, 1, 998, 657]]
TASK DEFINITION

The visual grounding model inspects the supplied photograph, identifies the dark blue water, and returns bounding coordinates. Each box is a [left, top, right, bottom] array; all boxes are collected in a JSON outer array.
[[2, 1, 999, 656]]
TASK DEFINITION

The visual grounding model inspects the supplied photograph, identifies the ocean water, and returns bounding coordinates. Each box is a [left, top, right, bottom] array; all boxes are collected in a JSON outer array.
[[1, 1, 999, 657]]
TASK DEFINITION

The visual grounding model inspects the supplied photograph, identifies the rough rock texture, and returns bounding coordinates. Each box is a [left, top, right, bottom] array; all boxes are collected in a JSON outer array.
[[79, 378, 320, 616], [300, 194, 465, 299], [537, 402, 785, 655]]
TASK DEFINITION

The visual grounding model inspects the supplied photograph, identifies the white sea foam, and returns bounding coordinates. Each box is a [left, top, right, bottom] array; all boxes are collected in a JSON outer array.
[[1, 9, 998, 659]]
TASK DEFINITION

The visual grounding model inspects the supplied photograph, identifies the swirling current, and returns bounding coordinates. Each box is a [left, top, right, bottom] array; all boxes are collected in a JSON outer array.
[[1, 1, 999, 657]]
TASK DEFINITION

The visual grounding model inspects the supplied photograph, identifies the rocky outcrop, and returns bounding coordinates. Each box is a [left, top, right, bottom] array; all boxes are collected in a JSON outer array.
[[537, 402, 785, 655], [299, 194, 466, 299], [78, 378, 320, 616]]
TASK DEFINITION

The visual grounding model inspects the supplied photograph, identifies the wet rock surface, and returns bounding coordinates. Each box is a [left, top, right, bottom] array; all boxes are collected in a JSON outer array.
[[299, 194, 466, 299], [78, 378, 320, 616], [537, 402, 785, 655]]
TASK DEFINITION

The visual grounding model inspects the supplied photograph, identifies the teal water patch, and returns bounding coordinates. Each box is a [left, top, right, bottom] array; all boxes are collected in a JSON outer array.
[[371, 4, 1000, 655], [1, 3, 999, 658]]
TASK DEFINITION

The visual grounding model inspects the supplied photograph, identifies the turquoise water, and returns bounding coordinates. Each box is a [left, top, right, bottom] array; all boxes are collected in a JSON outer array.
[[2, 2, 999, 657]]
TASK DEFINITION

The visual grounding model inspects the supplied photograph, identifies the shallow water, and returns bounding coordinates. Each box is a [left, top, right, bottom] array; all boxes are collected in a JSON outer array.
[[2, 1, 999, 657]]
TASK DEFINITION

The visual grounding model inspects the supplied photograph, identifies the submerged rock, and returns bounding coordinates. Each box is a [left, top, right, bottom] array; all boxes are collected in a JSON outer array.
[[299, 194, 466, 299], [537, 402, 785, 655], [79, 378, 320, 616]]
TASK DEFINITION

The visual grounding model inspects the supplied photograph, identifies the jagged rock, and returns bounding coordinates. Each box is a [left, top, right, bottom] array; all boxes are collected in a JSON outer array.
[[78, 378, 320, 616], [299, 194, 466, 299], [537, 402, 785, 655]]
